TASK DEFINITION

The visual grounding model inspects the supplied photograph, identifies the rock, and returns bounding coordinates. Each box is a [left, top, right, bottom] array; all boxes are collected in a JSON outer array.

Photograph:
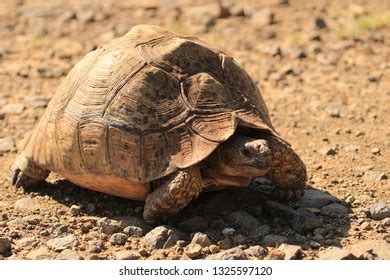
[[363, 171, 387, 182], [113, 250, 141, 260], [181, 3, 226, 33], [0, 237, 11, 255], [345, 145, 360, 153], [263, 235, 287, 247], [332, 40, 354, 51], [0, 138, 15, 153], [381, 218, 390, 226], [367, 75, 380, 83], [24, 215, 41, 225], [232, 234, 247, 245], [309, 241, 321, 249], [46, 235, 80, 252], [244, 245, 267, 259], [97, 217, 120, 234], [206, 247, 248, 260], [360, 221, 372, 230], [317, 53, 339, 65], [143, 226, 187, 250], [292, 208, 323, 233], [249, 225, 271, 239], [366, 202, 390, 220], [318, 247, 356, 260], [293, 49, 307, 59], [15, 237, 36, 247], [278, 0, 290, 5], [123, 226, 143, 237], [295, 189, 337, 208], [266, 200, 322, 233], [56, 249, 82, 260], [121, 216, 152, 234], [14, 197, 42, 212], [227, 210, 261, 232], [191, 232, 212, 247], [370, 32, 384, 42], [371, 147, 380, 154], [70, 205, 80, 216], [312, 234, 324, 242], [278, 244, 302, 260], [252, 8, 275, 27], [26, 247, 51, 260], [279, 64, 301, 76], [315, 17, 327, 29], [321, 203, 348, 216], [307, 33, 321, 41], [313, 228, 327, 236], [87, 240, 104, 253], [209, 244, 220, 254], [0, 103, 25, 114], [178, 216, 208, 232], [326, 104, 342, 117], [265, 249, 285, 260], [184, 243, 203, 258], [319, 146, 337, 156], [37, 66, 65, 78], [109, 233, 128, 245], [217, 238, 232, 250], [222, 228, 235, 236], [349, 240, 390, 260]]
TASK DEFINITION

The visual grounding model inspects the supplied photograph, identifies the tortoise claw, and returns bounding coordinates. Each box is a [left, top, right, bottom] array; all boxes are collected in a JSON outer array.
[[11, 168, 20, 186], [11, 168, 39, 188]]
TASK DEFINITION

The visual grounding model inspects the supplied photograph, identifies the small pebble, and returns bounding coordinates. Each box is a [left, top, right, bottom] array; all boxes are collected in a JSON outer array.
[[222, 228, 235, 236], [371, 147, 380, 154], [70, 205, 81, 216], [184, 243, 203, 258], [109, 233, 128, 245]]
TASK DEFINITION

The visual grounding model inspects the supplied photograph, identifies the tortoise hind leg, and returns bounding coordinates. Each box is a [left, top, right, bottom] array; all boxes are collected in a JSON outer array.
[[143, 167, 204, 223], [11, 154, 50, 188], [265, 135, 307, 201]]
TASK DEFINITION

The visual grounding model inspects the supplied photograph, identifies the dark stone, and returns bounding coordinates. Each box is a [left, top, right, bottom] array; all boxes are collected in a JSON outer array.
[[365, 202, 390, 220], [315, 17, 327, 29], [265, 200, 323, 233], [178, 216, 208, 232]]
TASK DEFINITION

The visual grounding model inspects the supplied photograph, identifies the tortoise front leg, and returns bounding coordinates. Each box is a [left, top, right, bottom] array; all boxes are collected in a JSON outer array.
[[266, 135, 307, 201], [143, 166, 204, 223]]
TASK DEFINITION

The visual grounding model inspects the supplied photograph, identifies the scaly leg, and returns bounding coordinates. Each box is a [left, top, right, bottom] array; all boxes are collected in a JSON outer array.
[[143, 167, 204, 223], [266, 135, 307, 201]]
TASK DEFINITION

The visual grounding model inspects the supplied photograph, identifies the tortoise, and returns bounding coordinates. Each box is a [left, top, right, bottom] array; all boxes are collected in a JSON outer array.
[[11, 25, 307, 222]]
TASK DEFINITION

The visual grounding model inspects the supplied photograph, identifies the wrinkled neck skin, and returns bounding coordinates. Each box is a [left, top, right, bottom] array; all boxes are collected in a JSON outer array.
[[203, 134, 272, 188]]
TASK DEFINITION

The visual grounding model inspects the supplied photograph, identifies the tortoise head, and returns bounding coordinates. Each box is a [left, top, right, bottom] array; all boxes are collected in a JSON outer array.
[[207, 134, 272, 178]]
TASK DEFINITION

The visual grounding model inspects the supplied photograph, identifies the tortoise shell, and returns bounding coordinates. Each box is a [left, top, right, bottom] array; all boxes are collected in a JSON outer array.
[[21, 25, 276, 199]]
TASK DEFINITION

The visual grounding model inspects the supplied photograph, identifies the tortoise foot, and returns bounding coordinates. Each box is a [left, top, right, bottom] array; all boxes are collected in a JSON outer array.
[[143, 167, 203, 223], [11, 168, 41, 188], [11, 154, 49, 187]]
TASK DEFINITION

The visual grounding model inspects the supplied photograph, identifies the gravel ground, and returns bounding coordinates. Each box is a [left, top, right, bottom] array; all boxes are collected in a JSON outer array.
[[0, 0, 389, 260]]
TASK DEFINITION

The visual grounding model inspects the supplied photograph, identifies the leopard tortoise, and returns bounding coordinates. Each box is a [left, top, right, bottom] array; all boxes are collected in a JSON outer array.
[[11, 25, 307, 222]]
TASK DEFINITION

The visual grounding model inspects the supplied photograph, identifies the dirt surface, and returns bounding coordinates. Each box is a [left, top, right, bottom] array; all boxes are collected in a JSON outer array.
[[0, 0, 389, 260]]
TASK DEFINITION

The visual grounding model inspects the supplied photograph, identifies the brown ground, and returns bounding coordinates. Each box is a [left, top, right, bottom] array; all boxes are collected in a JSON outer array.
[[0, 0, 389, 260]]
